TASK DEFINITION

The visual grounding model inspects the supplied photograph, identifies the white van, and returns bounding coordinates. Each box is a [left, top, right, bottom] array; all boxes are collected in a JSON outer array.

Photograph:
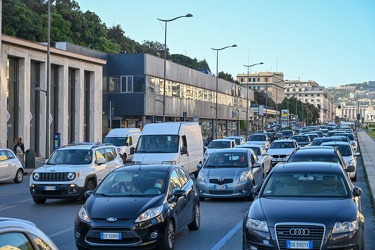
[[103, 128, 141, 162], [132, 122, 203, 176]]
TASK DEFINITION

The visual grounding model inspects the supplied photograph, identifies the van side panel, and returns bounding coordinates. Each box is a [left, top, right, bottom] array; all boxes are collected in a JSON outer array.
[[133, 122, 203, 174]]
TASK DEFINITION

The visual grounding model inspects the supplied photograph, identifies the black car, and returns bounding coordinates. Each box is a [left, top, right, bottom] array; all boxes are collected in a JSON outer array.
[[311, 136, 343, 146], [290, 135, 311, 147], [243, 162, 364, 250], [74, 165, 200, 250], [286, 146, 347, 171]]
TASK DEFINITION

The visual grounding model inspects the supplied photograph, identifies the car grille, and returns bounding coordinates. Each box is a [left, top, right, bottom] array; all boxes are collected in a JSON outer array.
[[86, 228, 141, 244], [275, 224, 324, 250], [37, 172, 70, 181], [271, 155, 288, 158], [209, 190, 233, 195], [209, 179, 233, 185]]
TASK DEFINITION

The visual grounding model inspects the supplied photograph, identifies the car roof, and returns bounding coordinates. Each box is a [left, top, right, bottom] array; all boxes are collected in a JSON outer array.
[[272, 139, 296, 143], [208, 148, 253, 154], [113, 164, 176, 172], [273, 162, 344, 173], [58, 142, 114, 150], [237, 144, 262, 148], [298, 146, 333, 150], [291, 147, 338, 155], [321, 141, 351, 146], [212, 138, 233, 142]]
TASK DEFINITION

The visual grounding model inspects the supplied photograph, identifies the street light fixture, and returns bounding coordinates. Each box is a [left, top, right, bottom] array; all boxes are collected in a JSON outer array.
[[243, 62, 263, 138], [211, 44, 237, 139], [158, 13, 193, 122]]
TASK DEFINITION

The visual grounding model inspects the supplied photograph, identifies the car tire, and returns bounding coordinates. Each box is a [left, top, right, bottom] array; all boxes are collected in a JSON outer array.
[[33, 197, 46, 204], [121, 153, 127, 163], [188, 203, 200, 230], [14, 169, 24, 183], [159, 220, 175, 250], [199, 196, 205, 201], [79, 179, 96, 202], [351, 171, 357, 182]]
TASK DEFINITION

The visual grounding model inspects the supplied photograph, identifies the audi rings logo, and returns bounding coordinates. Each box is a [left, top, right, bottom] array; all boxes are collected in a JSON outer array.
[[289, 228, 310, 236], [217, 177, 224, 182]]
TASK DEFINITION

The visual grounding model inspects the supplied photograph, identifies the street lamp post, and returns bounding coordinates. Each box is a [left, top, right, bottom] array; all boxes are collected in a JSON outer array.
[[158, 14, 193, 122], [243, 62, 263, 138], [211, 44, 237, 139]]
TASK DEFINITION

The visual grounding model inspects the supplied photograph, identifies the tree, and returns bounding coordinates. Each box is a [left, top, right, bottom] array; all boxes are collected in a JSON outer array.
[[218, 71, 234, 82]]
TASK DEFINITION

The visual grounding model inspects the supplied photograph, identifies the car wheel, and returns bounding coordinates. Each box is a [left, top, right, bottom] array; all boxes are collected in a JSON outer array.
[[160, 220, 175, 250], [199, 196, 205, 201], [79, 179, 96, 202], [14, 169, 24, 183], [121, 153, 127, 163], [351, 171, 357, 182], [33, 197, 46, 204], [188, 203, 200, 230]]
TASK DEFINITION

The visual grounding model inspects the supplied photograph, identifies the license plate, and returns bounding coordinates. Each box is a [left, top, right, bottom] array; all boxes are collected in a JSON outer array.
[[43, 186, 56, 191], [214, 184, 227, 190], [100, 232, 122, 240], [286, 240, 312, 249]]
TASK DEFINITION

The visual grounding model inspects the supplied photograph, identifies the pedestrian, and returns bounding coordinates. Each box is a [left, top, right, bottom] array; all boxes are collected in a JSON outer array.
[[13, 137, 25, 165]]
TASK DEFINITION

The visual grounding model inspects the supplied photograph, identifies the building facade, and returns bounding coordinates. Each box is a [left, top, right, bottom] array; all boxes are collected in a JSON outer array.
[[0, 35, 105, 158], [284, 80, 334, 123], [102, 53, 255, 139]]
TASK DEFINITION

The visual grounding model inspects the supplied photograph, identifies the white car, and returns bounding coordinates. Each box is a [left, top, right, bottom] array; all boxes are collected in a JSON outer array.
[[267, 139, 299, 167], [0, 148, 24, 183], [236, 144, 272, 176], [321, 141, 360, 181], [247, 133, 270, 148], [30, 142, 124, 204], [204, 138, 236, 161]]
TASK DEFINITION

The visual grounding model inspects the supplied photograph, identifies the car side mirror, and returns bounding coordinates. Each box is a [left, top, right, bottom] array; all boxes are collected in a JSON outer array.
[[168, 189, 187, 203], [181, 146, 188, 155], [252, 162, 261, 168], [84, 190, 94, 199], [354, 152, 360, 156], [251, 185, 261, 196], [197, 163, 203, 169], [130, 147, 135, 154], [353, 186, 362, 197], [96, 158, 106, 165], [345, 165, 355, 173]]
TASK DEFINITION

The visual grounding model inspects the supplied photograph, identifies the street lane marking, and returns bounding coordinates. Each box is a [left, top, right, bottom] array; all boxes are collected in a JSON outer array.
[[49, 227, 73, 238], [211, 220, 242, 250], [0, 205, 17, 211]]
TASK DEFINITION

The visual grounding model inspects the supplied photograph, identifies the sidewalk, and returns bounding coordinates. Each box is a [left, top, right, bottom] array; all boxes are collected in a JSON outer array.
[[357, 130, 375, 203]]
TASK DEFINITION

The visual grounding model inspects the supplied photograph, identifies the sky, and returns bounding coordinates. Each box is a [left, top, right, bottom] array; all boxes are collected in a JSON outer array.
[[77, 0, 375, 88]]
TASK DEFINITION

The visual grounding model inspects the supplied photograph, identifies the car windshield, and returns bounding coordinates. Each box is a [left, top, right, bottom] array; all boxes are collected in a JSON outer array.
[[270, 142, 294, 149], [95, 170, 168, 196], [248, 135, 266, 141], [48, 149, 92, 165], [287, 153, 339, 163], [291, 136, 309, 142], [325, 145, 352, 157], [311, 138, 342, 146], [261, 172, 349, 197], [205, 152, 248, 168], [207, 141, 231, 149], [281, 131, 293, 136], [135, 135, 179, 153], [246, 147, 260, 155], [103, 136, 127, 147]]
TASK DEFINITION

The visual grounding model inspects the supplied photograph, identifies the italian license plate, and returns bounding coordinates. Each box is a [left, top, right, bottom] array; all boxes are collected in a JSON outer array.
[[214, 184, 227, 190], [286, 240, 312, 249], [43, 186, 56, 191], [100, 232, 122, 240]]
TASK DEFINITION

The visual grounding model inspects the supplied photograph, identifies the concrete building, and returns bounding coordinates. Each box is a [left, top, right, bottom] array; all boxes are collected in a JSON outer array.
[[0, 35, 256, 158], [284, 80, 334, 123], [0, 35, 106, 158], [102, 53, 254, 139]]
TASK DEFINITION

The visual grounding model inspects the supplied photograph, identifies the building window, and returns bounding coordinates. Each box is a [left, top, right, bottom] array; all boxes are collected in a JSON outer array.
[[240, 77, 244, 83], [121, 75, 134, 93], [253, 78, 256, 82], [257, 78, 260, 82], [248, 77, 251, 82], [265, 77, 268, 82]]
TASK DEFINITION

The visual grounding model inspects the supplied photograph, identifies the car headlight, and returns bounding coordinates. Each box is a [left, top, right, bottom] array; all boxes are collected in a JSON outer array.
[[346, 159, 355, 167], [198, 171, 206, 182], [33, 173, 40, 181], [67, 172, 76, 180], [246, 218, 269, 232], [332, 220, 358, 233], [135, 205, 163, 223], [78, 206, 90, 223], [161, 161, 176, 165], [240, 171, 249, 182]]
